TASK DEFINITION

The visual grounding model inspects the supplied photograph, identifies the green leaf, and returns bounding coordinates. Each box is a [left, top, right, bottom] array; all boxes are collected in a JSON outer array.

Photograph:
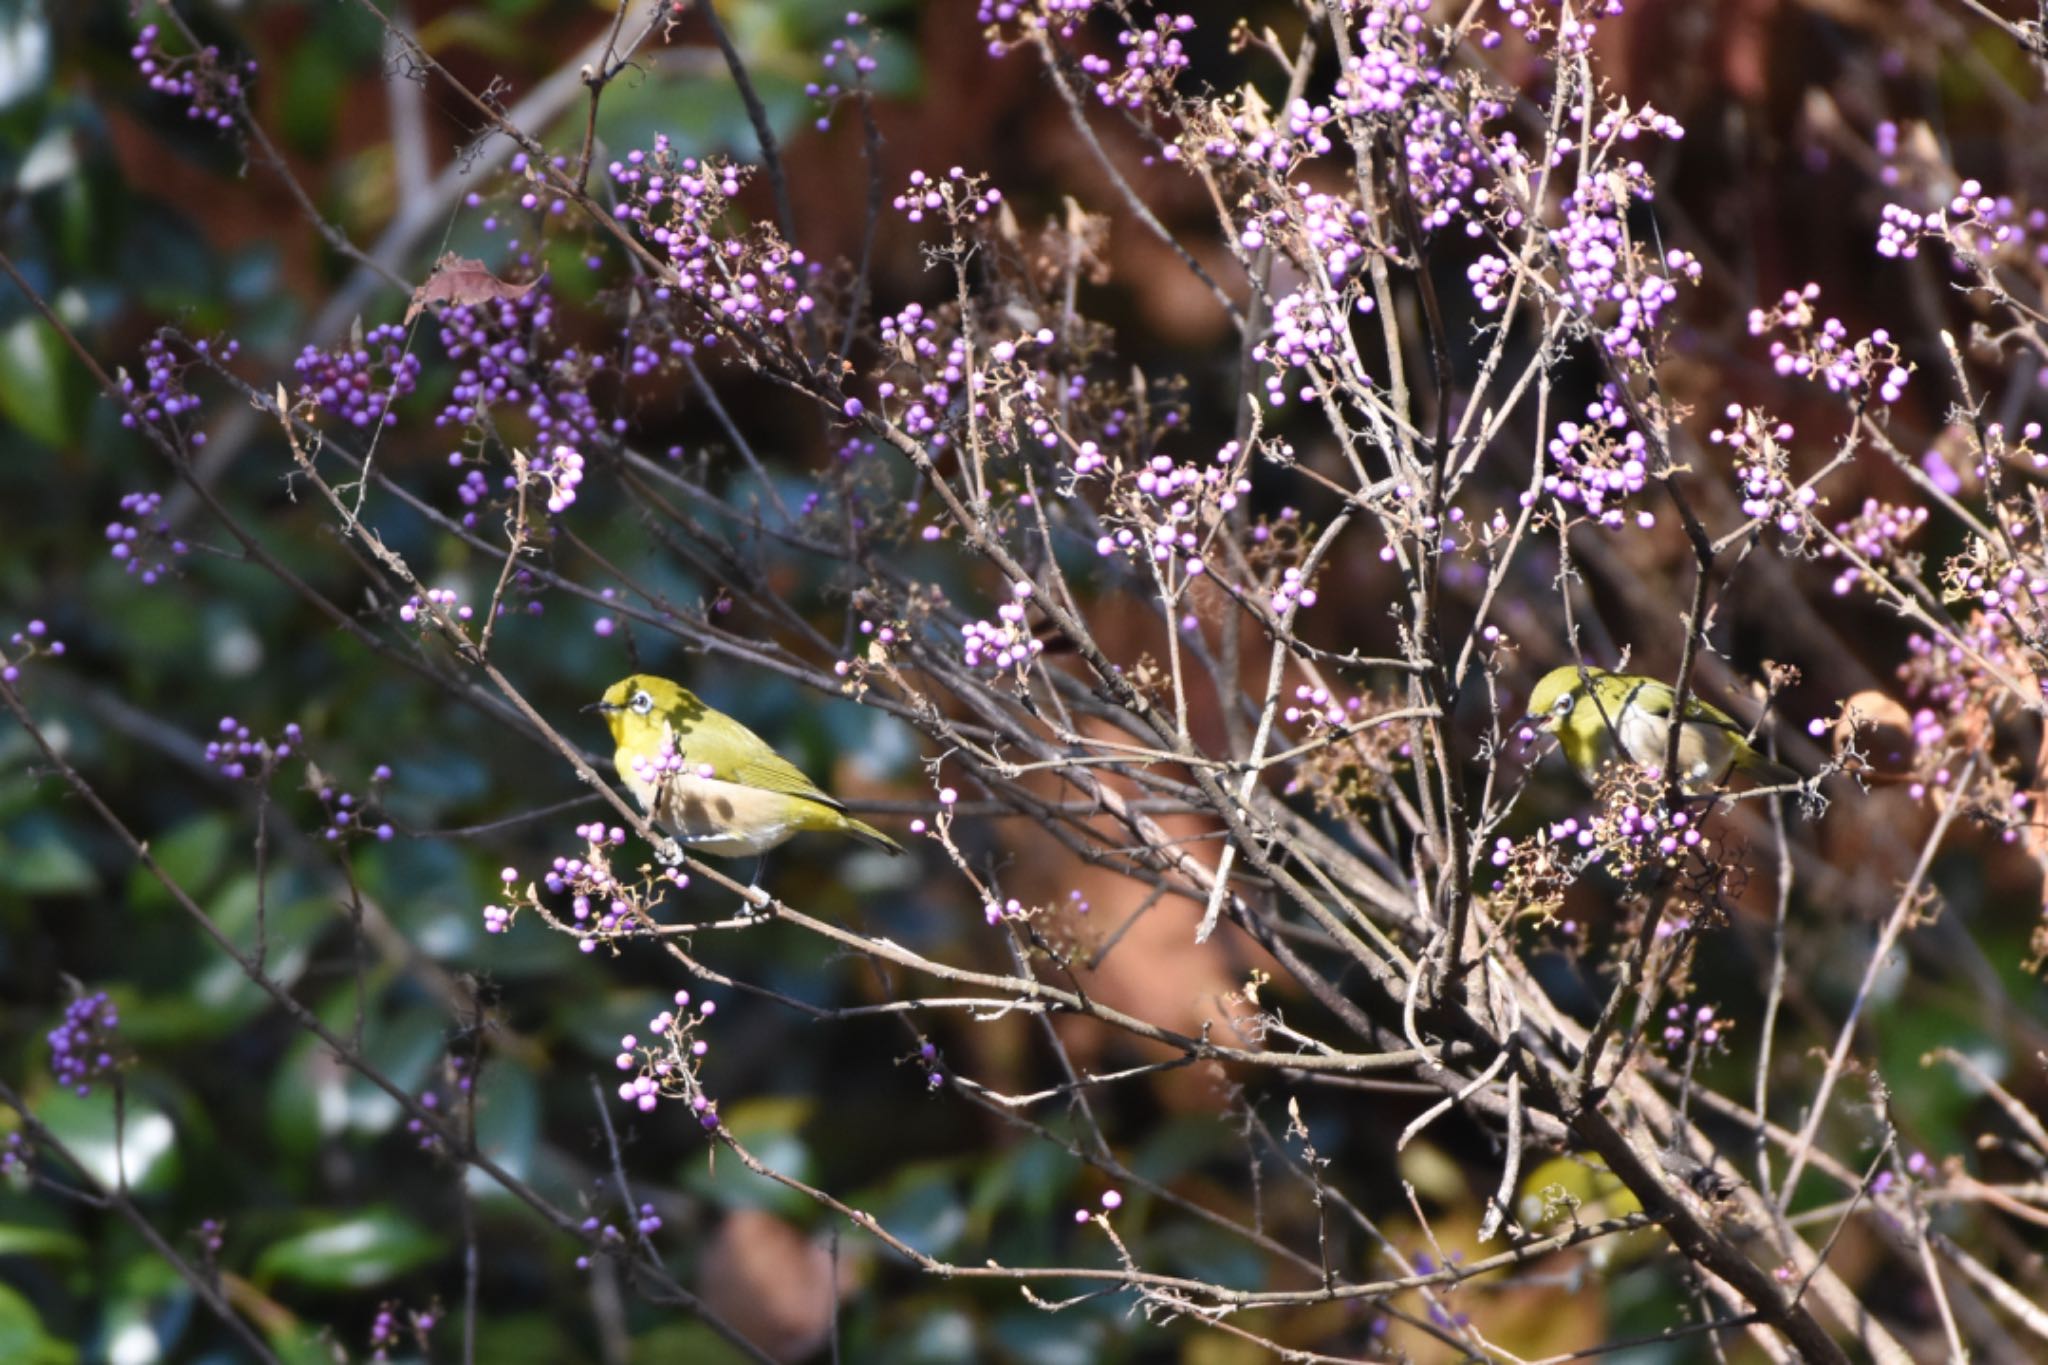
[[1875, 1009, 1983, 1163], [0, 1222, 86, 1262], [415, 11, 534, 58], [729, 1094, 816, 1138], [122, 876, 324, 1046], [35, 1087, 179, 1195], [585, 71, 768, 166], [264, 1028, 338, 1170], [127, 814, 231, 914], [0, 314, 70, 448], [898, 1308, 978, 1363], [0, 8, 53, 114], [16, 124, 77, 197], [94, 1296, 170, 1365], [686, 1121, 815, 1218], [1132, 1113, 1233, 1184], [0, 821, 94, 895], [352, 1008, 450, 1136], [357, 837, 479, 946], [991, 1309, 1110, 1365], [253, 1209, 444, 1291], [1150, 1220, 1263, 1293], [276, 8, 379, 155], [464, 1064, 540, 1198], [0, 1281, 73, 1365], [967, 1140, 1074, 1242], [470, 1313, 580, 1364], [376, 745, 489, 806], [630, 1323, 758, 1365], [187, 878, 320, 1003], [855, 1161, 965, 1258]]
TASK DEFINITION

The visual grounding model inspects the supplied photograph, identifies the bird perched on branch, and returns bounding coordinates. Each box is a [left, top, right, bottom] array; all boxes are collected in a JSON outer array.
[[588, 674, 903, 866], [1524, 666, 1800, 792]]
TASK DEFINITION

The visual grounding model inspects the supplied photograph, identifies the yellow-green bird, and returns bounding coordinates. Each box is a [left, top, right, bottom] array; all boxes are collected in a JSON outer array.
[[588, 674, 903, 863], [1524, 666, 1801, 792]]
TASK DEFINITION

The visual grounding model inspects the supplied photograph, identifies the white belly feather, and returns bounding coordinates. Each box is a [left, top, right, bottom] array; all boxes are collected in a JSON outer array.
[[639, 771, 811, 856], [1615, 701, 1736, 790]]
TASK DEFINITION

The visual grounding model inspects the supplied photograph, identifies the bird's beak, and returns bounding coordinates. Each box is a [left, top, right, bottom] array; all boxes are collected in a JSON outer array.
[[583, 700, 619, 714]]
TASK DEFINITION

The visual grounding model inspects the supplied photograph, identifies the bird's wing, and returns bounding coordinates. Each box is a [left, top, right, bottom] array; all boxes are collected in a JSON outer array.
[[1632, 684, 1748, 735], [668, 718, 844, 810]]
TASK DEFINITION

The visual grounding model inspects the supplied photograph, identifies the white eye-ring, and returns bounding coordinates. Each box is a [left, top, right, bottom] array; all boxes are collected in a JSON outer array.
[[1551, 691, 1576, 715], [630, 690, 654, 715]]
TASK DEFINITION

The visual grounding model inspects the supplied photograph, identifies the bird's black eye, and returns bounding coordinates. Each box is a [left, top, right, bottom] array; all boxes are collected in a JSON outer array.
[[1551, 692, 1576, 715], [630, 690, 653, 715]]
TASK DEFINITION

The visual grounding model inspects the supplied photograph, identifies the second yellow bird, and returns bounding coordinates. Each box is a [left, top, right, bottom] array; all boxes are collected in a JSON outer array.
[[589, 674, 903, 859], [1525, 666, 1801, 792]]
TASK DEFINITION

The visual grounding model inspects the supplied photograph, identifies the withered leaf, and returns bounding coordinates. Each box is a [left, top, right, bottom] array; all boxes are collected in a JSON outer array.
[[405, 253, 536, 324]]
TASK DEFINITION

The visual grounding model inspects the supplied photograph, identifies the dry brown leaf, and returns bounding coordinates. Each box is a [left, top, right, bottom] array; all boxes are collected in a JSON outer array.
[[404, 253, 536, 324]]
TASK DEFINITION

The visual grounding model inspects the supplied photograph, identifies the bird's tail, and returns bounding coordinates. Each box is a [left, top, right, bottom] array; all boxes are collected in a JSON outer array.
[[842, 815, 905, 856], [1740, 750, 1802, 789]]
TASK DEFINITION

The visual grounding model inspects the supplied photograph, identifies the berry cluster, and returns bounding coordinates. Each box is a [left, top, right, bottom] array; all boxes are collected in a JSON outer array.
[[607, 141, 819, 343], [120, 336, 233, 445], [293, 324, 420, 430], [1714, 406, 1819, 540], [892, 167, 1003, 225], [484, 823, 689, 948], [131, 22, 257, 132], [1660, 1002, 1731, 1055], [0, 620, 65, 685], [1538, 388, 1656, 532], [105, 491, 189, 586], [1747, 285, 1910, 404], [48, 992, 122, 1098], [614, 990, 721, 1123]]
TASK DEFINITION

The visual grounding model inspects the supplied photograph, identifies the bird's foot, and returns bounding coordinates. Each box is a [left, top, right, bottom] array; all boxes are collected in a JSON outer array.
[[736, 854, 773, 917], [655, 837, 685, 866]]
